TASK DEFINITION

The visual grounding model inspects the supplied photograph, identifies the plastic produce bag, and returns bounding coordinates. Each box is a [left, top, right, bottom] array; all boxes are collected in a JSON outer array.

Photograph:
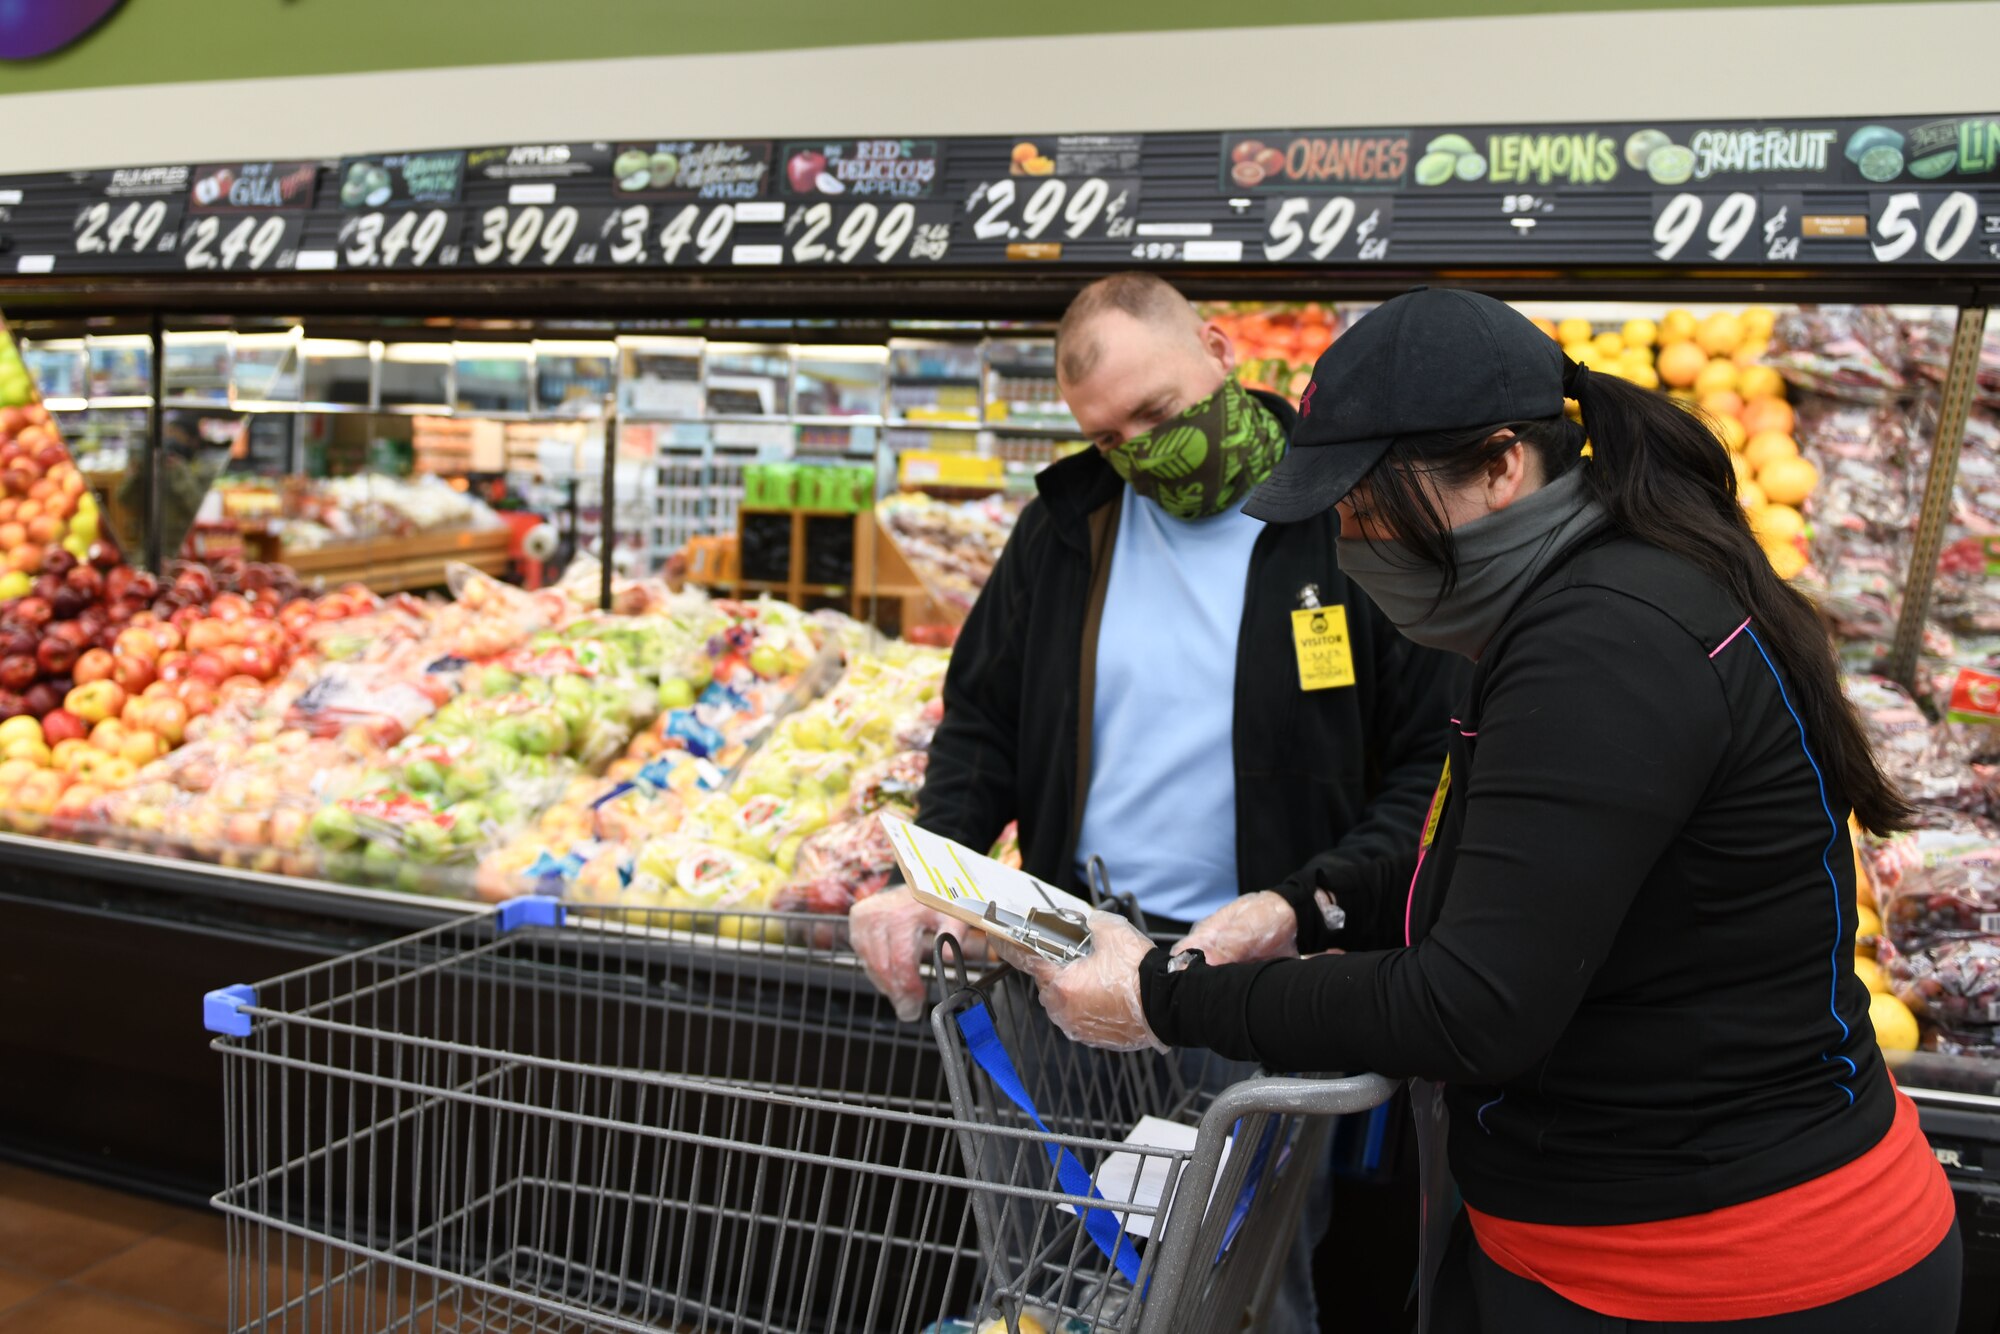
[[1767, 306, 1909, 403]]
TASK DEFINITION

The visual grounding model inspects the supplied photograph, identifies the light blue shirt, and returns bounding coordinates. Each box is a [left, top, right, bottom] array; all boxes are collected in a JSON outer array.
[[1074, 485, 1263, 924]]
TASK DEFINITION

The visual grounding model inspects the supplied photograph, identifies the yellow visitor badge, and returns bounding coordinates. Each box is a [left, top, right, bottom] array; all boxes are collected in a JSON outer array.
[[1422, 756, 1451, 850], [1291, 605, 1356, 691]]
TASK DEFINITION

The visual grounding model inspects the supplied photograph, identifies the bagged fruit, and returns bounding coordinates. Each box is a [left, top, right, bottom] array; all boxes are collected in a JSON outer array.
[[1882, 934, 2000, 1032], [842, 749, 928, 820], [1767, 306, 1909, 403], [614, 833, 785, 940], [771, 813, 902, 919]]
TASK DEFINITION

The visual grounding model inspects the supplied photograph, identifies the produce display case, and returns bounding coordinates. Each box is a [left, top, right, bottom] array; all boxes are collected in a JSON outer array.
[[1, 114, 1998, 1326]]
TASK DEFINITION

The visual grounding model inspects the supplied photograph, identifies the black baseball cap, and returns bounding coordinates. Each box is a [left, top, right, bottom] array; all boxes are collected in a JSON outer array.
[[1244, 287, 1566, 524]]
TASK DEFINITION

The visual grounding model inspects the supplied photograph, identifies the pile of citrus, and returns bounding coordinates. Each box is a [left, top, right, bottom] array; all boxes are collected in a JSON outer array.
[[1529, 306, 1816, 580]]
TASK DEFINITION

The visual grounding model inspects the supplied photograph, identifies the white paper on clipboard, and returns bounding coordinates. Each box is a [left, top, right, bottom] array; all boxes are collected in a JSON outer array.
[[878, 813, 1094, 955], [1056, 1115, 1233, 1239]]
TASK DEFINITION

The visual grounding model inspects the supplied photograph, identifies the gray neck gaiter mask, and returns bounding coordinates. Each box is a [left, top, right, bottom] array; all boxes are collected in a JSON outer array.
[[1336, 468, 1606, 660]]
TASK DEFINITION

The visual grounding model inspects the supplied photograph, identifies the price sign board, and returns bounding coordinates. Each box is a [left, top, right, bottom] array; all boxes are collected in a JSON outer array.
[[179, 212, 305, 271], [460, 203, 620, 267], [593, 201, 752, 266], [1261, 196, 1393, 261], [782, 200, 955, 264], [336, 207, 462, 269], [963, 176, 1139, 246]]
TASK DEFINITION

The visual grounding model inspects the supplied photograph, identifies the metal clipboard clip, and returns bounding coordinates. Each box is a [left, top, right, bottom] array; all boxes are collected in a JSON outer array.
[[980, 884, 1094, 964]]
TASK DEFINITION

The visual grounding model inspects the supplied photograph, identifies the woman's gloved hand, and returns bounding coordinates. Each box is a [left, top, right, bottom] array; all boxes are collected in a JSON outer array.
[[850, 886, 977, 1022], [1170, 890, 1301, 966], [1000, 911, 1168, 1053]]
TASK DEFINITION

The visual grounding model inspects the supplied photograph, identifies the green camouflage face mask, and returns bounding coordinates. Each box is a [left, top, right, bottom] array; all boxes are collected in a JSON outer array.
[[1104, 377, 1287, 520]]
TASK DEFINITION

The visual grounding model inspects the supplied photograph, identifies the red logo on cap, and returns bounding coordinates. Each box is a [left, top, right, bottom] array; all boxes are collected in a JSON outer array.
[[1299, 381, 1317, 417]]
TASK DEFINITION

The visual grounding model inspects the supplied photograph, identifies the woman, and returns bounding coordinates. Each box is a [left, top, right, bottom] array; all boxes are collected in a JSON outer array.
[[1011, 288, 1960, 1330]]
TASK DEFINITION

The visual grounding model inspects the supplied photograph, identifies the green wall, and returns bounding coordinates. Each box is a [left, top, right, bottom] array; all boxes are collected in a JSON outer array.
[[0, 0, 1958, 95]]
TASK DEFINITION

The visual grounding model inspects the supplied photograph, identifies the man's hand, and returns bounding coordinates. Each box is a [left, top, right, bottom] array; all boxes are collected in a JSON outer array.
[[850, 887, 981, 1022], [1170, 891, 1302, 966], [1000, 911, 1167, 1053]]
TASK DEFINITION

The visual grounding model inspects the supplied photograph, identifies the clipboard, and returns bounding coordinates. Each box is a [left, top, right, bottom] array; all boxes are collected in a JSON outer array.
[[878, 813, 1096, 963]]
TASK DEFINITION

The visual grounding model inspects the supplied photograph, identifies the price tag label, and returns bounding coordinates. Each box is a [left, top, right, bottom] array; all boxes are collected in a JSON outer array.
[[1261, 196, 1392, 261], [461, 203, 614, 266], [337, 208, 461, 268], [784, 201, 953, 264], [1867, 190, 2000, 263], [594, 201, 743, 265], [178, 212, 304, 271], [964, 176, 1137, 244], [1649, 192, 1763, 262], [72, 197, 183, 261]]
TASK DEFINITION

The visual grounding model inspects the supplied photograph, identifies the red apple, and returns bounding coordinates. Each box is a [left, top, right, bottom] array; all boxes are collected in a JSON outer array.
[[21, 681, 60, 718], [0, 628, 33, 660], [188, 652, 227, 686], [40, 708, 86, 745], [178, 680, 218, 716], [147, 696, 189, 745], [0, 654, 37, 690], [11, 596, 49, 628], [63, 565, 100, 599], [72, 647, 114, 684], [49, 587, 87, 621], [0, 689, 26, 722], [103, 565, 133, 600], [125, 571, 158, 602], [33, 445, 65, 472], [111, 653, 155, 695], [114, 627, 157, 660], [36, 636, 76, 676], [29, 573, 60, 603], [41, 550, 77, 579], [155, 650, 189, 683]]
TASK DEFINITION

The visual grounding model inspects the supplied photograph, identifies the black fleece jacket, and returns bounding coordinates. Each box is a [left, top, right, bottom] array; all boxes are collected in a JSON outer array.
[[915, 392, 1463, 920], [1141, 532, 1894, 1226]]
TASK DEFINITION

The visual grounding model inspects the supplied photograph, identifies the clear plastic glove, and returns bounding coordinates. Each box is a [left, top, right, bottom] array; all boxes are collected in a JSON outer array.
[[1170, 890, 1301, 966], [850, 886, 977, 1022], [1004, 911, 1167, 1053]]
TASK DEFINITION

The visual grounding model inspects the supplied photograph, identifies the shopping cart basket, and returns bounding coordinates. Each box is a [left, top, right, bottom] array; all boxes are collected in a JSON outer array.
[[204, 897, 983, 1333], [928, 936, 1396, 1334]]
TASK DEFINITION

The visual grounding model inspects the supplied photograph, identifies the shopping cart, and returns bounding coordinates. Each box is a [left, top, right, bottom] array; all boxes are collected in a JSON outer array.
[[928, 935, 1396, 1334], [204, 898, 984, 1333]]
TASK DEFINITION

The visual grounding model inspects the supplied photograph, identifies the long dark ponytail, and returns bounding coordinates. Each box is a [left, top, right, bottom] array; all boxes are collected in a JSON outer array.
[[1567, 363, 1910, 834]]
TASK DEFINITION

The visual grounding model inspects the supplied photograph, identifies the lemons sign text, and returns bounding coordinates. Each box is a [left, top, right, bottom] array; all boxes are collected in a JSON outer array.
[[1291, 605, 1356, 691]]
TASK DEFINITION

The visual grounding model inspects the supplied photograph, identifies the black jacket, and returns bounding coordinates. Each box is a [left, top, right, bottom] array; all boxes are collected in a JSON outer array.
[[916, 392, 1462, 919], [1143, 531, 1893, 1226]]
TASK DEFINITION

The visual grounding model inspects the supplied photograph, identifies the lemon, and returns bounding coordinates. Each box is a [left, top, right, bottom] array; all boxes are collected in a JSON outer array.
[[1557, 317, 1594, 347], [1697, 311, 1745, 356], [1741, 305, 1777, 341], [1592, 331, 1626, 359], [1856, 902, 1883, 941], [1764, 540, 1806, 580], [1738, 479, 1768, 511], [1758, 456, 1819, 507], [1855, 955, 1888, 995], [1731, 454, 1754, 487], [1716, 416, 1748, 453], [1870, 992, 1920, 1052], [1562, 341, 1597, 368], [1736, 364, 1785, 401], [979, 1319, 1048, 1334], [1745, 431, 1800, 474], [1622, 318, 1658, 349], [1626, 364, 1660, 391], [1661, 308, 1698, 343], [1752, 503, 1804, 545], [1694, 359, 1739, 398]]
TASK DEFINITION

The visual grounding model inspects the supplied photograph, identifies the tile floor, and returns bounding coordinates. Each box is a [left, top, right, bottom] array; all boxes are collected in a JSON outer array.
[[0, 1160, 228, 1331]]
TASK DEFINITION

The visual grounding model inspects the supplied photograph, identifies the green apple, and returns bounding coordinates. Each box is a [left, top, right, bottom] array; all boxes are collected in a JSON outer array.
[[478, 667, 520, 698], [444, 801, 489, 844], [686, 657, 714, 690], [552, 674, 593, 701], [748, 646, 785, 680], [658, 677, 697, 711], [444, 760, 496, 802], [403, 758, 447, 792], [514, 710, 570, 757], [362, 837, 402, 881], [403, 819, 453, 863], [309, 804, 361, 852]]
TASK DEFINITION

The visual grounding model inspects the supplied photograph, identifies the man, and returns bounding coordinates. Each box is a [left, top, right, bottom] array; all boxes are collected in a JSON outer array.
[[852, 272, 1460, 1332]]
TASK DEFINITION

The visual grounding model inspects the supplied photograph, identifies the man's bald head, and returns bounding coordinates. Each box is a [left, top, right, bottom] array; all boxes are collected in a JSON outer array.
[[1055, 272, 1207, 384], [1055, 273, 1237, 452]]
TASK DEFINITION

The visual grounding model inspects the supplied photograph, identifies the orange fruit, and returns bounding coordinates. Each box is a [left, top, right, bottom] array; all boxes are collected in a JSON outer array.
[[1011, 142, 1038, 164], [1738, 479, 1768, 511], [1731, 453, 1755, 487], [1716, 415, 1748, 453], [1694, 358, 1739, 397], [1699, 389, 1745, 420], [1742, 397, 1795, 437], [1751, 503, 1804, 545], [1697, 311, 1745, 356], [1759, 456, 1819, 506], [1660, 308, 1698, 344], [1745, 430, 1800, 473], [1737, 364, 1785, 401], [1657, 341, 1708, 388], [1622, 318, 1658, 349], [1733, 339, 1770, 368], [1741, 306, 1777, 341], [1870, 992, 1920, 1052], [1557, 317, 1593, 346], [1530, 316, 1559, 341], [1592, 331, 1626, 359], [1855, 956, 1888, 995], [1764, 539, 1807, 580], [1626, 364, 1660, 391]]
